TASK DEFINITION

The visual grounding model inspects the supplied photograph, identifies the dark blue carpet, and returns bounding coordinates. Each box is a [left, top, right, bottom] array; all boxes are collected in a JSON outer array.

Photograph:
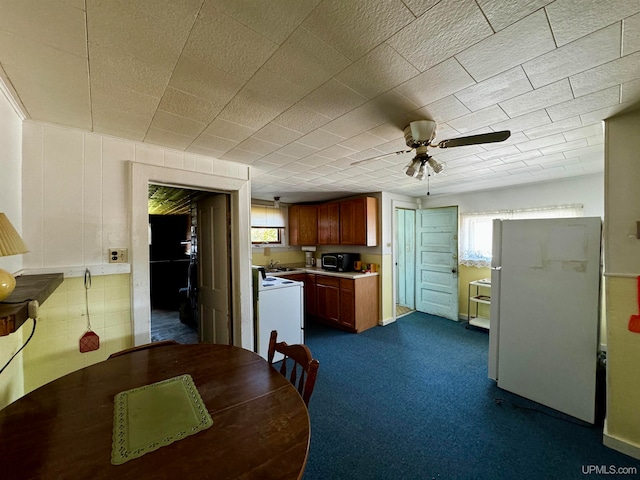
[[303, 312, 639, 480]]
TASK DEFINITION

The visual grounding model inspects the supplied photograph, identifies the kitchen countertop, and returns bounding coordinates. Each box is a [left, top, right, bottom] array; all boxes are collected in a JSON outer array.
[[257, 266, 379, 280]]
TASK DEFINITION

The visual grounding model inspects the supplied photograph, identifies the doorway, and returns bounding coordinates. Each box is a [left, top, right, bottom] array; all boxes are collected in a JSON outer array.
[[130, 161, 253, 349], [395, 208, 416, 318]]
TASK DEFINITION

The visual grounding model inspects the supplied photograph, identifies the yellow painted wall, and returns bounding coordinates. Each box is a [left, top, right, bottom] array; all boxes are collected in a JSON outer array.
[[605, 276, 640, 447], [0, 326, 24, 409], [458, 265, 491, 319], [22, 274, 133, 394], [251, 249, 306, 267]]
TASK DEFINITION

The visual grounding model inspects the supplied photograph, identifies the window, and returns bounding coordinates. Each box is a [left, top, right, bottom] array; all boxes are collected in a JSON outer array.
[[251, 204, 286, 245], [459, 204, 584, 267]]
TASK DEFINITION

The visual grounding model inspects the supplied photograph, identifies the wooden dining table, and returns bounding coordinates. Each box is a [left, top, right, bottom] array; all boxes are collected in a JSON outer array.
[[0, 343, 311, 479]]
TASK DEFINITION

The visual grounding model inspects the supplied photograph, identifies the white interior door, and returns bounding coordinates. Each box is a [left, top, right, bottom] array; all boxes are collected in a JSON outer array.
[[197, 194, 231, 344], [415, 207, 459, 320]]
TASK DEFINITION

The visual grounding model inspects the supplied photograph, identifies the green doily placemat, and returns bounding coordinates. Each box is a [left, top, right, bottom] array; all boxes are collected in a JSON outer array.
[[112, 374, 213, 465]]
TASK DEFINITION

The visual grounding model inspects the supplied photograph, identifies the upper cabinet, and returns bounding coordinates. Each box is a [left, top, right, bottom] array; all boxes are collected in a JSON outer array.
[[340, 197, 377, 246], [288, 196, 377, 247], [317, 202, 340, 245], [288, 205, 318, 246]]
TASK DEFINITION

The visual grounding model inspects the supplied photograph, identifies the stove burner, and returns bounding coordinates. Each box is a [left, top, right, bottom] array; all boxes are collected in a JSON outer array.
[[262, 283, 274, 287], [264, 277, 277, 281], [281, 281, 294, 284]]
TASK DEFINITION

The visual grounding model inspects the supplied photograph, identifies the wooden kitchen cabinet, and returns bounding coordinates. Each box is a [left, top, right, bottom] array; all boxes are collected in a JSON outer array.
[[316, 275, 340, 324], [305, 273, 317, 317], [340, 197, 377, 246], [311, 273, 379, 333], [288, 205, 317, 246], [317, 202, 340, 245]]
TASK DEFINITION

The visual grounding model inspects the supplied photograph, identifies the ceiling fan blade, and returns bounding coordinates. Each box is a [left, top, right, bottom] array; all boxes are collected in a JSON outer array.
[[350, 150, 413, 166], [435, 130, 511, 149]]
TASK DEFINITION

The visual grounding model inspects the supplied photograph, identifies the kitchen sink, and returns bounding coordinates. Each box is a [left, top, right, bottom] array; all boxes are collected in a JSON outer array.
[[266, 267, 301, 273]]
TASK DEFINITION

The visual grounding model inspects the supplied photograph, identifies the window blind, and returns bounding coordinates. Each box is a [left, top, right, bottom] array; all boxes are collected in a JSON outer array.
[[251, 204, 286, 228]]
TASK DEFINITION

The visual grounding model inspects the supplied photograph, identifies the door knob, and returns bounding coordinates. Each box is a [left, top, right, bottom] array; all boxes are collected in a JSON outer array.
[[452, 268, 457, 274]]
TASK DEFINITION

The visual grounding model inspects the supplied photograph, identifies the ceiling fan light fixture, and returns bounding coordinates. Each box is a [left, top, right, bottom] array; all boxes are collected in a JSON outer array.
[[404, 158, 421, 177], [427, 158, 444, 174], [415, 162, 428, 181]]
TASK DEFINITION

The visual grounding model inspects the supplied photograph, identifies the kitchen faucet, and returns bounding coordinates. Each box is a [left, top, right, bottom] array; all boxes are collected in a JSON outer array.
[[268, 259, 279, 270]]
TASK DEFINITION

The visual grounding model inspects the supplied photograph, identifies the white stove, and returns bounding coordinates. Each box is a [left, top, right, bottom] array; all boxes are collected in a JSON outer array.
[[252, 267, 304, 361]]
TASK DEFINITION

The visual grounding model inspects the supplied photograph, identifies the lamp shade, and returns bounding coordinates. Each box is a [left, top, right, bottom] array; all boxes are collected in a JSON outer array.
[[0, 213, 29, 302], [0, 213, 29, 257]]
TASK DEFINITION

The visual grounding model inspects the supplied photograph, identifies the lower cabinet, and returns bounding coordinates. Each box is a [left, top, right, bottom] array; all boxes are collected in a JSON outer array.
[[310, 274, 379, 333]]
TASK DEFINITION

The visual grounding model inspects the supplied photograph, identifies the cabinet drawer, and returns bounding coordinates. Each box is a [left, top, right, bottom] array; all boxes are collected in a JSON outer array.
[[316, 275, 340, 288], [339, 278, 354, 291]]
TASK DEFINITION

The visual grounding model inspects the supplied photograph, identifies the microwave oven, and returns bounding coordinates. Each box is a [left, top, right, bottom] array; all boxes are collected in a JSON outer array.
[[321, 252, 360, 272]]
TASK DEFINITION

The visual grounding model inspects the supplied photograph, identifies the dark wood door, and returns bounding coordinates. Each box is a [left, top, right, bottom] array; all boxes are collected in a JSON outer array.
[[316, 279, 339, 323]]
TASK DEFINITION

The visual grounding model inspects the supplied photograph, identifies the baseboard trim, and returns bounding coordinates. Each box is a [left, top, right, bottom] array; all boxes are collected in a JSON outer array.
[[381, 317, 396, 326], [603, 422, 640, 460]]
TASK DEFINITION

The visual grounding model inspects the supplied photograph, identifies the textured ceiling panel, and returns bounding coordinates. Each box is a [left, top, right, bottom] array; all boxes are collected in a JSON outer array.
[[2, 0, 640, 202]]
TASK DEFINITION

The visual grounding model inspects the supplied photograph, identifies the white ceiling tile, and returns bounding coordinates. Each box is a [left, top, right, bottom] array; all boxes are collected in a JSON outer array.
[[150, 110, 206, 137], [276, 142, 320, 159], [522, 116, 582, 139], [243, 69, 311, 112], [0, 0, 86, 57], [298, 154, 333, 167], [455, 67, 532, 112], [456, 10, 556, 82], [562, 123, 604, 141], [538, 138, 589, 155], [516, 133, 567, 152], [183, 4, 277, 81], [320, 98, 399, 138], [546, 85, 621, 121], [302, 0, 414, 60], [91, 86, 159, 119], [499, 79, 573, 118], [367, 123, 406, 141], [315, 144, 358, 160], [476, 145, 522, 161], [221, 147, 263, 164], [621, 78, 640, 102], [578, 99, 637, 125], [395, 58, 475, 107], [448, 105, 509, 133], [587, 134, 604, 146], [476, 0, 553, 31], [234, 137, 281, 156], [252, 124, 302, 146], [144, 127, 195, 150], [297, 129, 346, 149], [168, 54, 244, 104], [524, 23, 622, 90], [561, 143, 604, 159], [217, 92, 280, 130], [336, 44, 419, 99], [297, 80, 368, 120], [158, 87, 221, 124], [259, 152, 298, 166], [212, 0, 320, 45], [570, 51, 640, 97], [92, 106, 150, 136], [339, 132, 387, 150], [201, 118, 256, 142], [412, 96, 470, 124], [190, 133, 238, 154], [623, 12, 640, 55], [496, 150, 543, 163], [546, 0, 640, 47], [387, 0, 492, 72], [272, 104, 333, 134], [262, 27, 352, 92]]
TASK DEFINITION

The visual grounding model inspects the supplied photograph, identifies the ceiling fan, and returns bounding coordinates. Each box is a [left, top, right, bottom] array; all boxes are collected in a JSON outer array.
[[351, 120, 511, 183]]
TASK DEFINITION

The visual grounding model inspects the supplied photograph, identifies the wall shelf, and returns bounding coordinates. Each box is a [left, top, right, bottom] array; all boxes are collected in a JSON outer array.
[[0, 273, 63, 336]]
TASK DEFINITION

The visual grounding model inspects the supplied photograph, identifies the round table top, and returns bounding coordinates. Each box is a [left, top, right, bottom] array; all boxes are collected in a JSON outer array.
[[0, 343, 310, 479]]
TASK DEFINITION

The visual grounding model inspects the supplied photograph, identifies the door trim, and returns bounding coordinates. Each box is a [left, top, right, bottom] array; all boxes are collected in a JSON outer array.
[[130, 162, 252, 349], [391, 199, 420, 323]]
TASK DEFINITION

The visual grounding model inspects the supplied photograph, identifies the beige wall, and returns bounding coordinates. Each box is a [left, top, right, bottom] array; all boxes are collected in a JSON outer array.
[[603, 109, 640, 458]]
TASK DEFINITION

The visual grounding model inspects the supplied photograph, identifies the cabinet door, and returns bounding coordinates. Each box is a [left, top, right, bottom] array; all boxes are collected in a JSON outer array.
[[305, 274, 317, 316], [318, 203, 340, 245], [316, 276, 340, 323], [289, 205, 317, 245], [339, 278, 355, 329], [340, 197, 377, 246]]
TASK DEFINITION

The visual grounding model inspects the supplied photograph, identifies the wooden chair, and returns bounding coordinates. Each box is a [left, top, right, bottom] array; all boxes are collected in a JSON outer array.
[[108, 340, 179, 359], [267, 330, 319, 406]]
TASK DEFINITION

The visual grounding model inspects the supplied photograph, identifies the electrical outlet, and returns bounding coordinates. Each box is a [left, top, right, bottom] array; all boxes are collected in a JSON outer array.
[[108, 248, 128, 263]]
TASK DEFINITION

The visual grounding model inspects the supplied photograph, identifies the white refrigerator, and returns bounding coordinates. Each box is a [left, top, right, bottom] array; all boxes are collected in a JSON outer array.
[[488, 217, 602, 423]]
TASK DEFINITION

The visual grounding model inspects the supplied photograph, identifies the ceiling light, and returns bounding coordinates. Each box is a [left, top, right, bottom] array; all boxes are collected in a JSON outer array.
[[416, 162, 428, 181], [404, 158, 422, 177], [273, 197, 280, 208], [427, 157, 444, 174]]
